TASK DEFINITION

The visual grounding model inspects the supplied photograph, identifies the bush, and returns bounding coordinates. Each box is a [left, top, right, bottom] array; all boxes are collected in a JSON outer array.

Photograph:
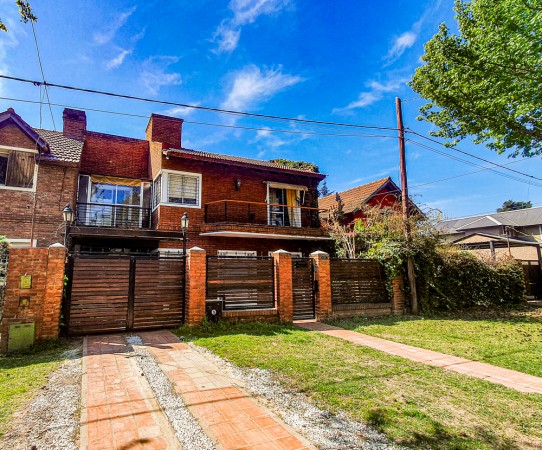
[[417, 248, 525, 312]]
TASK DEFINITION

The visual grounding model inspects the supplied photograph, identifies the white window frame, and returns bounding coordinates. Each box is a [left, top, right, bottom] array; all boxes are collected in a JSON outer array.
[[265, 182, 306, 228], [153, 169, 202, 210], [217, 250, 257, 257], [0, 146, 38, 192]]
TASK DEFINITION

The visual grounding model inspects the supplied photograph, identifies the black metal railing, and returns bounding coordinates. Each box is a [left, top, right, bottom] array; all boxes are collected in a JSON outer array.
[[204, 200, 323, 229], [76, 203, 151, 228]]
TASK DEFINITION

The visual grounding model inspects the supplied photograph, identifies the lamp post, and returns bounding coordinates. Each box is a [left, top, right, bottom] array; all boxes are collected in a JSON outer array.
[[181, 212, 189, 255], [62, 204, 74, 249]]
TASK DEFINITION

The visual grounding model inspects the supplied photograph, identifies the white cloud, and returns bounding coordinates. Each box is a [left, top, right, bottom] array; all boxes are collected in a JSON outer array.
[[221, 65, 303, 111], [213, 0, 292, 53], [139, 56, 182, 95], [0, 15, 20, 97], [93, 6, 137, 45], [163, 104, 200, 117], [386, 31, 417, 63], [333, 78, 408, 112], [105, 49, 131, 70]]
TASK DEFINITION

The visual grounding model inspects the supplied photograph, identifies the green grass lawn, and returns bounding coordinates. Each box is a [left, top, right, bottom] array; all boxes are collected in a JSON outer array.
[[177, 322, 542, 450], [0, 340, 73, 438], [325, 306, 542, 377]]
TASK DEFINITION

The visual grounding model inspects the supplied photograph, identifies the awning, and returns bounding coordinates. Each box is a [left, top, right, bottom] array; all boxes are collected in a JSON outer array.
[[264, 181, 308, 191], [91, 175, 142, 187]]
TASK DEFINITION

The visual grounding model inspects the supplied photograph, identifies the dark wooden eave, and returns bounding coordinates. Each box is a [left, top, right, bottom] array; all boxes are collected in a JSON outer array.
[[0, 108, 50, 152]]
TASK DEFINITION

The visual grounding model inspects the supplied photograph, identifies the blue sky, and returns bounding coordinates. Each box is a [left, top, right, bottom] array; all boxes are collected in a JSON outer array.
[[1, 0, 541, 218]]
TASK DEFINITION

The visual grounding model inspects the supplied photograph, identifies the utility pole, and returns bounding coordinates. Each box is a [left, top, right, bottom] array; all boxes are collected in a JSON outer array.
[[396, 97, 419, 314]]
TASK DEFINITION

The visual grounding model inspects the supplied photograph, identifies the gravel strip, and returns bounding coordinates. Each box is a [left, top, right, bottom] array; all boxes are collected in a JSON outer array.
[[0, 346, 82, 450], [125, 335, 215, 450], [193, 343, 402, 450]]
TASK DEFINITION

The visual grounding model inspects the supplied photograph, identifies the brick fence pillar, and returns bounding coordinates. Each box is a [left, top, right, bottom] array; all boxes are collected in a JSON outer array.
[[310, 251, 332, 320], [273, 250, 293, 323], [0, 244, 66, 353], [185, 247, 206, 326], [392, 275, 406, 315]]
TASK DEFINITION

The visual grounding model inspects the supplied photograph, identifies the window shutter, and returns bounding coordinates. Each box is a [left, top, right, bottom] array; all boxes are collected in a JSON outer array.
[[6, 151, 35, 188]]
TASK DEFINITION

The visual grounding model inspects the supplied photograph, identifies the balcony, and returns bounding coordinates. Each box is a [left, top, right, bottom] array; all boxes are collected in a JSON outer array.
[[75, 203, 151, 228], [202, 200, 331, 241]]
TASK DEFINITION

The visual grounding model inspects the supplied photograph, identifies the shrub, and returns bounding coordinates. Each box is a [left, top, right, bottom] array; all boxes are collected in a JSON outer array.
[[417, 248, 525, 312]]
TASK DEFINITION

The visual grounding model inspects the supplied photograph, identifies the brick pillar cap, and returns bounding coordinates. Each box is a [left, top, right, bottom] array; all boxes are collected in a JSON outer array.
[[310, 250, 329, 256], [188, 246, 205, 253], [272, 249, 290, 254], [49, 243, 66, 248]]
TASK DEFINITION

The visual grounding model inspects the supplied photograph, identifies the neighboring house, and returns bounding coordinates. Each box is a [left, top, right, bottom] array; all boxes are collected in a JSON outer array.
[[318, 177, 414, 224], [437, 207, 542, 262], [0, 108, 330, 256], [0, 108, 82, 248]]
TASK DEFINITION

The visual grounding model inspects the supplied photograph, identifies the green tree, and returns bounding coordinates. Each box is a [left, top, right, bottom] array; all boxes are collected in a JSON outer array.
[[0, 1, 37, 32], [497, 200, 532, 212], [269, 159, 319, 173], [318, 180, 333, 197], [409, 0, 542, 157]]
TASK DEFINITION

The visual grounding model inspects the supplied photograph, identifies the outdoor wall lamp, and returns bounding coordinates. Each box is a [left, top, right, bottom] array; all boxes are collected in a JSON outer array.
[[181, 212, 189, 255], [62, 204, 74, 248], [235, 178, 241, 191]]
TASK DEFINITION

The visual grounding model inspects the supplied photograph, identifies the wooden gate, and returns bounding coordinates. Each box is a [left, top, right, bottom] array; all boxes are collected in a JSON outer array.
[[330, 259, 388, 305], [65, 254, 185, 335], [292, 258, 315, 320]]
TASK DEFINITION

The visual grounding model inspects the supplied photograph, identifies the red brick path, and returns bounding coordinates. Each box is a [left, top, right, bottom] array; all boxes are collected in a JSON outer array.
[[80, 335, 180, 450], [139, 331, 313, 450], [297, 322, 542, 394]]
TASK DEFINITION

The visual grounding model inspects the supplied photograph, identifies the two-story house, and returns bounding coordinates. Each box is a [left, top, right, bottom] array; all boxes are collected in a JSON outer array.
[[0, 108, 82, 248], [0, 108, 330, 256]]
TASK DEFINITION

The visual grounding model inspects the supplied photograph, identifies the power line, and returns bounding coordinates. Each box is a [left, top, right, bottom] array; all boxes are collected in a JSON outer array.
[[0, 74, 399, 132], [30, 23, 55, 130], [406, 128, 542, 182], [0, 96, 397, 140], [407, 139, 542, 189]]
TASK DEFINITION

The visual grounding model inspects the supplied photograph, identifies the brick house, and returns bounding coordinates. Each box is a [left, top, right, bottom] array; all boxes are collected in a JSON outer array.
[[0, 108, 330, 256], [318, 177, 412, 225], [0, 108, 82, 248]]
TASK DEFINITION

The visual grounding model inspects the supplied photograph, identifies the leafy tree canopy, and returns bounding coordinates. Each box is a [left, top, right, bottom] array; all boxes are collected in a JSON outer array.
[[409, 0, 542, 157], [497, 199, 533, 212], [0, 1, 36, 32], [269, 159, 319, 173], [318, 180, 334, 197]]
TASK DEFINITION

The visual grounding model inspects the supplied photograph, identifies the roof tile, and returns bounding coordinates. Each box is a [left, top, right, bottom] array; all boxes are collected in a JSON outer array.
[[33, 128, 83, 164], [318, 177, 391, 213]]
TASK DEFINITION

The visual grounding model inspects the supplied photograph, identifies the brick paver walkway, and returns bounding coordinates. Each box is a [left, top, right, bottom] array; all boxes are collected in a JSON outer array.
[[139, 330, 313, 450], [81, 332, 313, 450], [296, 321, 542, 394], [81, 335, 179, 450]]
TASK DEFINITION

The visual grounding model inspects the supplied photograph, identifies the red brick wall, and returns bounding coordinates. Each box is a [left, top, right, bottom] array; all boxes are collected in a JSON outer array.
[[0, 162, 79, 247], [62, 109, 86, 141], [81, 132, 150, 180], [153, 156, 321, 232], [146, 114, 183, 149], [0, 122, 37, 148], [0, 246, 66, 352]]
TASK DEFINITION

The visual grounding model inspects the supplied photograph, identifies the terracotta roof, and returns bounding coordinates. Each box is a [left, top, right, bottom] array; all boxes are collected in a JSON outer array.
[[319, 177, 393, 213], [34, 129, 83, 164], [166, 148, 325, 178]]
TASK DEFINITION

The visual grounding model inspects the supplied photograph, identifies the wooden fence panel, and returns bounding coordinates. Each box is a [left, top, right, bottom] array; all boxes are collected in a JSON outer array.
[[330, 259, 388, 304], [68, 257, 130, 335], [207, 257, 274, 310], [133, 257, 185, 329]]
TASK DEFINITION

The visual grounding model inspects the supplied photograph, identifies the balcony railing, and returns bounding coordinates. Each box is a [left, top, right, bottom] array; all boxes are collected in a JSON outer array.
[[76, 203, 151, 228], [204, 200, 324, 229]]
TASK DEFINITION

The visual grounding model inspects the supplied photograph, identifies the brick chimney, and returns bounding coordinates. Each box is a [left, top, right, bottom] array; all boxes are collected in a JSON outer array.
[[146, 113, 184, 149], [62, 108, 86, 141]]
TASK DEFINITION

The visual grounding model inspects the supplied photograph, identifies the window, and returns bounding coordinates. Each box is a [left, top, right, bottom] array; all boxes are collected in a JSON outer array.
[[0, 149, 36, 190], [152, 174, 162, 209], [267, 185, 305, 227], [268, 251, 303, 258], [167, 173, 199, 205], [152, 170, 202, 209]]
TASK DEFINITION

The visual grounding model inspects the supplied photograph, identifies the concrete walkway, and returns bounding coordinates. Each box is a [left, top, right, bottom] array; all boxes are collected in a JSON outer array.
[[80, 331, 313, 450], [296, 321, 542, 395]]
